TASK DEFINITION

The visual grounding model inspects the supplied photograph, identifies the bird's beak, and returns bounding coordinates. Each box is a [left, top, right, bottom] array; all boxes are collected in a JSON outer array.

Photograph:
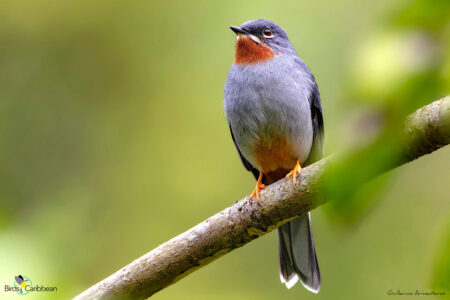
[[229, 26, 261, 45], [229, 26, 247, 35]]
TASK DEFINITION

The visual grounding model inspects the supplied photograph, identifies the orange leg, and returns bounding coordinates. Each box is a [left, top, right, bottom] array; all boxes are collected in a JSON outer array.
[[250, 171, 266, 201], [286, 159, 302, 185]]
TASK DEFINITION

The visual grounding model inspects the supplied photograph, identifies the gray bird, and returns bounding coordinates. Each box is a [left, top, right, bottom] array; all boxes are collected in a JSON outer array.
[[15, 275, 29, 294], [224, 19, 323, 293]]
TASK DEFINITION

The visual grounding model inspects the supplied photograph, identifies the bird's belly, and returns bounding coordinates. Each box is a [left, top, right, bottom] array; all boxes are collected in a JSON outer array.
[[232, 108, 313, 175], [225, 59, 314, 174]]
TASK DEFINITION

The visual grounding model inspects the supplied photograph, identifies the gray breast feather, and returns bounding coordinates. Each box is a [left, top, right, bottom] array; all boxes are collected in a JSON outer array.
[[224, 55, 317, 170]]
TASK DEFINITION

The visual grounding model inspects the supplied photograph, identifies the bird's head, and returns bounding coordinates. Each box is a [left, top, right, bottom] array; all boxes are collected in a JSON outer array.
[[230, 19, 295, 64]]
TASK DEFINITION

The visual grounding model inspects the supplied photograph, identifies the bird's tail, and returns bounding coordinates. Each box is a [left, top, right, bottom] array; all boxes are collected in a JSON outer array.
[[277, 213, 321, 293]]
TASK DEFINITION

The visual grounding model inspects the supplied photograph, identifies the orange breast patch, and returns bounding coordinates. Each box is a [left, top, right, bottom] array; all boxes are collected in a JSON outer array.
[[234, 37, 275, 64], [254, 135, 297, 174]]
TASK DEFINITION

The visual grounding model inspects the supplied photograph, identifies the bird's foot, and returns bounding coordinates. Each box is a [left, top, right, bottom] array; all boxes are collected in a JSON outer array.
[[250, 182, 266, 202], [286, 160, 301, 185], [250, 171, 266, 201]]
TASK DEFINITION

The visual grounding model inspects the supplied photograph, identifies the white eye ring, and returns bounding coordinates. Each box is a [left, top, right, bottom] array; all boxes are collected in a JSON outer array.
[[263, 28, 273, 38]]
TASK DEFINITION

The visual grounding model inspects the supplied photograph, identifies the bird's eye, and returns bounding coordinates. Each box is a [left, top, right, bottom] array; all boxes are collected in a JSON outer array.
[[263, 28, 273, 38]]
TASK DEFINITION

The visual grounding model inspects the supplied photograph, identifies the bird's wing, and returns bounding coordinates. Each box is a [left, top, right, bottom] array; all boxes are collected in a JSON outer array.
[[228, 124, 260, 180], [305, 82, 324, 165], [293, 58, 324, 166], [15, 276, 24, 284]]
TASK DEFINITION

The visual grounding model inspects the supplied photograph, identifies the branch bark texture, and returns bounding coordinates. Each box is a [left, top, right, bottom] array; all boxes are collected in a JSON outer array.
[[74, 97, 450, 300]]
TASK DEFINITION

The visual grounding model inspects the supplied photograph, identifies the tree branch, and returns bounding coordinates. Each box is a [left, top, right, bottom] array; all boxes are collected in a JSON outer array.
[[74, 97, 450, 300]]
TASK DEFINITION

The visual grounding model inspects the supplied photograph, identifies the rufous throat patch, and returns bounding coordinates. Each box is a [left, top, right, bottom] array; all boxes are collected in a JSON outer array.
[[234, 37, 275, 64]]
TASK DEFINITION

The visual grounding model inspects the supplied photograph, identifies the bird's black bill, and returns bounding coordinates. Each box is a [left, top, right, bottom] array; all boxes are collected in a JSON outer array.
[[229, 26, 247, 35]]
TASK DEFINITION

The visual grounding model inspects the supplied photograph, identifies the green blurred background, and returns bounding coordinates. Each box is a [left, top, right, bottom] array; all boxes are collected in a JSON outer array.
[[0, 0, 449, 299]]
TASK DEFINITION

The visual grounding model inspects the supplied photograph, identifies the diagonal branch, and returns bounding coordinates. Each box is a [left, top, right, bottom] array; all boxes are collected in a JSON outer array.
[[74, 97, 450, 300]]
